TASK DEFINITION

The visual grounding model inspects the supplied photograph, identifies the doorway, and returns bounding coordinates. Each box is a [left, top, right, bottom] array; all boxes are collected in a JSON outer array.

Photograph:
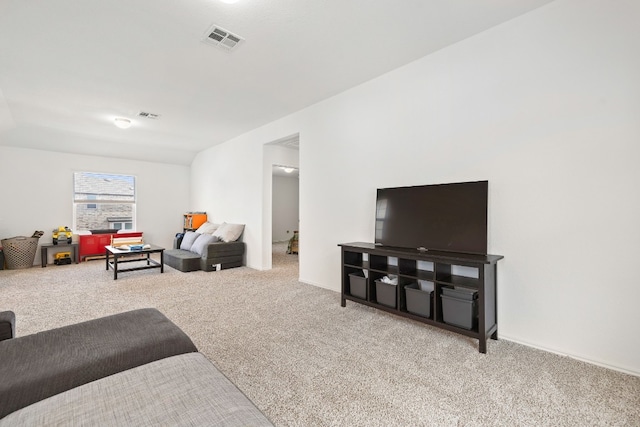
[[263, 134, 299, 270], [272, 164, 299, 262]]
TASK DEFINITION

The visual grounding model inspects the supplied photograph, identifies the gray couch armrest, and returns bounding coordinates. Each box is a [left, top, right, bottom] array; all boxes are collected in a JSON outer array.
[[0, 311, 16, 341], [174, 233, 185, 249], [0, 308, 198, 419], [203, 241, 245, 258]]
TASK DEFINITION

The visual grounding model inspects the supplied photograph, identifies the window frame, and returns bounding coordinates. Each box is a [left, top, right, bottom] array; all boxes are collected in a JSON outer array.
[[72, 172, 137, 232]]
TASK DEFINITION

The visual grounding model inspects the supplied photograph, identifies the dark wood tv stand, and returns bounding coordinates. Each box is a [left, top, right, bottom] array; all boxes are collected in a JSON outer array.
[[338, 242, 503, 353]]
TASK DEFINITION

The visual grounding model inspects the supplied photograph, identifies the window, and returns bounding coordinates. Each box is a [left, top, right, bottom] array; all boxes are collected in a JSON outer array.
[[73, 172, 136, 231], [86, 194, 97, 209], [375, 198, 387, 240], [108, 218, 134, 230]]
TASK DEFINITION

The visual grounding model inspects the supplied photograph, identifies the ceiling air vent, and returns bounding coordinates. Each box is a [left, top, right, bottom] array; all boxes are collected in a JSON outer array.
[[137, 111, 160, 120], [202, 24, 244, 51]]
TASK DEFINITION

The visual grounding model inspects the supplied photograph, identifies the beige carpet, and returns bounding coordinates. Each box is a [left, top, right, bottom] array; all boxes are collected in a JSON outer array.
[[1, 244, 639, 426]]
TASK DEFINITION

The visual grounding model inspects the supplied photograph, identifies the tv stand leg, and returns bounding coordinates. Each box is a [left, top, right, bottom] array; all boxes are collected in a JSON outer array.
[[341, 297, 346, 307], [479, 339, 487, 354], [491, 330, 498, 340]]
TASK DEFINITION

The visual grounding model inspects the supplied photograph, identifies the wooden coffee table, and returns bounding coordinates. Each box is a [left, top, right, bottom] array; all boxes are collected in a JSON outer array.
[[105, 245, 164, 280]]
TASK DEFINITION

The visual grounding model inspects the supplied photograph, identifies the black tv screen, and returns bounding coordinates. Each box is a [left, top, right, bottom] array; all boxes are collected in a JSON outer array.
[[375, 181, 488, 254]]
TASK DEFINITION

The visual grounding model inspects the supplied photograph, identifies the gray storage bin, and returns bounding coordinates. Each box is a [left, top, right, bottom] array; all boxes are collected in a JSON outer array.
[[441, 294, 478, 330], [418, 280, 434, 292], [404, 283, 432, 318], [348, 272, 367, 299], [442, 287, 477, 301], [375, 279, 397, 308]]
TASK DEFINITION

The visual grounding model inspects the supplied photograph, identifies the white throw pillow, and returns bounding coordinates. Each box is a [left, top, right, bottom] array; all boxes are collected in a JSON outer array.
[[212, 223, 245, 243], [195, 222, 221, 235], [179, 231, 200, 251], [190, 234, 219, 256]]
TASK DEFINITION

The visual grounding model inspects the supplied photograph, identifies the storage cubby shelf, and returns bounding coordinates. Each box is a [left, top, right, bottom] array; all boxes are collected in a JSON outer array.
[[344, 261, 369, 269], [399, 269, 435, 281], [369, 265, 400, 275], [436, 274, 480, 289], [339, 242, 503, 353]]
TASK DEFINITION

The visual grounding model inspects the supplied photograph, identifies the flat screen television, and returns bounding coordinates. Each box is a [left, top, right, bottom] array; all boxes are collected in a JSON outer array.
[[375, 180, 488, 254]]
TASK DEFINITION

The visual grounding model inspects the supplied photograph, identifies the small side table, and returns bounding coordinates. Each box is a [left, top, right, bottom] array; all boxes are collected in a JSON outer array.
[[40, 243, 79, 267]]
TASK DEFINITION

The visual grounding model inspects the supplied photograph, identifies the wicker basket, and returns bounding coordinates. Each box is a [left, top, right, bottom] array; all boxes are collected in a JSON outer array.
[[1, 236, 39, 269]]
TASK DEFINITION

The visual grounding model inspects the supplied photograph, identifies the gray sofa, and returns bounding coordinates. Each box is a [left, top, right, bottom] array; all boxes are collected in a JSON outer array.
[[0, 311, 15, 341], [0, 309, 273, 426], [164, 232, 245, 272]]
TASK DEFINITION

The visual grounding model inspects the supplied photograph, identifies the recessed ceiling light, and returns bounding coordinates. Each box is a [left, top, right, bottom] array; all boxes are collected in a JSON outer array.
[[114, 118, 132, 129], [220, 0, 239, 3], [281, 167, 295, 174]]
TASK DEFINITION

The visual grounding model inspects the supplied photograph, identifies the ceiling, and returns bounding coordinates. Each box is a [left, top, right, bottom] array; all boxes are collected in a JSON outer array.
[[0, 0, 554, 166], [272, 165, 299, 178]]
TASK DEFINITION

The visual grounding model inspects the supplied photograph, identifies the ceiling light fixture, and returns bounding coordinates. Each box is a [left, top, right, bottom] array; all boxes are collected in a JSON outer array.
[[281, 167, 295, 174], [220, 0, 240, 4], [114, 118, 132, 129]]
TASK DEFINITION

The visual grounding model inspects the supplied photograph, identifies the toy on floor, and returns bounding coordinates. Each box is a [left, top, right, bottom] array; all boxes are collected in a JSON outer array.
[[287, 230, 299, 254], [54, 252, 72, 265]]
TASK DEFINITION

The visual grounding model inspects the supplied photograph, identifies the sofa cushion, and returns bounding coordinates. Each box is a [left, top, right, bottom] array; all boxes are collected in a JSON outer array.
[[0, 353, 273, 426], [164, 249, 201, 272], [179, 231, 200, 251], [212, 223, 245, 243], [0, 308, 197, 419], [195, 221, 221, 235], [191, 234, 220, 257]]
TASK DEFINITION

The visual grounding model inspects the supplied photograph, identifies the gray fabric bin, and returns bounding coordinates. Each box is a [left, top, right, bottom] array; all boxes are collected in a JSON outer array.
[[348, 273, 367, 299], [441, 294, 478, 330], [375, 280, 397, 308], [404, 283, 432, 318], [442, 287, 477, 301]]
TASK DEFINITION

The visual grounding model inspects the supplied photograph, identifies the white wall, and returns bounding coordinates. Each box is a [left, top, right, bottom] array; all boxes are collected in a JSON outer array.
[[191, 0, 640, 375], [272, 175, 299, 242], [0, 146, 190, 263], [190, 136, 260, 268]]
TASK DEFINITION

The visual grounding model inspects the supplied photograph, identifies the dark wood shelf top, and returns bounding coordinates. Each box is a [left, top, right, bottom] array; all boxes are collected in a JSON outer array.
[[339, 242, 503, 264]]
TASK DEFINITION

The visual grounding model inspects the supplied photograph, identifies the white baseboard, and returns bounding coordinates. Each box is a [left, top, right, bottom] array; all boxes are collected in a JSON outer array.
[[500, 334, 640, 378], [298, 277, 337, 292]]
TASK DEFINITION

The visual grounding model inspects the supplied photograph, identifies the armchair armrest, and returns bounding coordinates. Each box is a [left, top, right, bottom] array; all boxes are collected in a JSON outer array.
[[0, 311, 16, 341]]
